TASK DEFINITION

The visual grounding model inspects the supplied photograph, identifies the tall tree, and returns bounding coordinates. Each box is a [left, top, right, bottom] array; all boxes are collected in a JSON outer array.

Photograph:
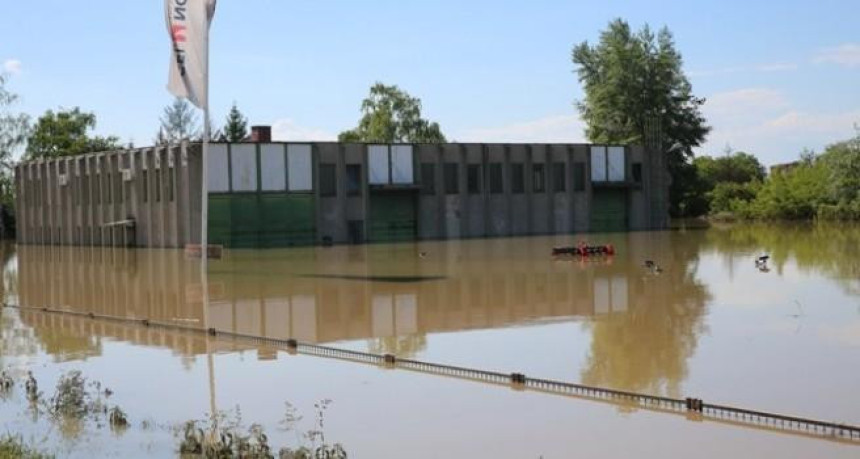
[[25, 107, 120, 159], [339, 83, 446, 143], [0, 74, 30, 210], [572, 19, 710, 216], [221, 102, 249, 142], [158, 98, 201, 143]]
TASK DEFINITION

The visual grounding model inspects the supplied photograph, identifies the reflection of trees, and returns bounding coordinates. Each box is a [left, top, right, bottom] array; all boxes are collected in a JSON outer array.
[[704, 223, 860, 297], [581, 231, 711, 398], [367, 334, 427, 358]]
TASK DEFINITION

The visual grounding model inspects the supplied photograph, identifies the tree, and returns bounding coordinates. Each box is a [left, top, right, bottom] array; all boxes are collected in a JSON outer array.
[[25, 108, 120, 159], [694, 151, 765, 188], [339, 83, 446, 143], [0, 75, 29, 169], [158, 98, 201, 143], [572, 19, 710, 216], [221, 102, 248, 142]]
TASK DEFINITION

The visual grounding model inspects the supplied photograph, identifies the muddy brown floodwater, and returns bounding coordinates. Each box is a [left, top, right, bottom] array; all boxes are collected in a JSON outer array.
[[1, 223, 859, 457]]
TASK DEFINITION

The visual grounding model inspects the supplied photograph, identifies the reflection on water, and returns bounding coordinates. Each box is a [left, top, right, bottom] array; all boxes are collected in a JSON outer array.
[[3, 224, 860, 457], [5, 223, 860, 405]]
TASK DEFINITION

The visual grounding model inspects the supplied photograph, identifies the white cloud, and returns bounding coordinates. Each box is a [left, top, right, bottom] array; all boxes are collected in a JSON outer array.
[[2, 59, 22, 75], [706, 88, 789, 118], [271, 118, 336, 141], [813, 43, 860, 68], [755, 62, 798, 72], [699, 88, 860, 164], [456, 114, 587, 143]]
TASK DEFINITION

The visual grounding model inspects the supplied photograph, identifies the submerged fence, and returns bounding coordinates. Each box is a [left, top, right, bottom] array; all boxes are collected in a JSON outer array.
[[3, 302, 859, 445]]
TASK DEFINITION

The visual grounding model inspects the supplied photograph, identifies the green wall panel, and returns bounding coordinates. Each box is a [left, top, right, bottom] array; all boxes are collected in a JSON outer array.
[[591, 189, 628, 232], [230, 194, 261, 248], [369, 193, 417, 243], [208, 195, 232, 246], [208, 193, 316, 249]]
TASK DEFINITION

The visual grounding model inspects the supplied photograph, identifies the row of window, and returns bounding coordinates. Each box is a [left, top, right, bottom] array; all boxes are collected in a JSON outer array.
[[313, 160, 640, 198], [421, 162, 587, 195], [208, 144, 315, 193]]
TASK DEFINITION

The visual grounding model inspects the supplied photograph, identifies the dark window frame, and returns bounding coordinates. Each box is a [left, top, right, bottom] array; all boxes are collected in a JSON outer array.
[[573, 162, 586, 192]]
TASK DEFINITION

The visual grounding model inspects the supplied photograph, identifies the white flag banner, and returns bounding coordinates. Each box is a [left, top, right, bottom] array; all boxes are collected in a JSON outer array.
[[165, 0, 216, 110]]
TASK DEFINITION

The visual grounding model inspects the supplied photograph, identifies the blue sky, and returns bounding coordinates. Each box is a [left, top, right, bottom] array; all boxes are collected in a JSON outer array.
[[2, 0, 858, 165]]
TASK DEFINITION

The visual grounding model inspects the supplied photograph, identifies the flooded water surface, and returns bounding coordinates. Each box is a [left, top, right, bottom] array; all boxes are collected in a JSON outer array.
[[1, 223, 859, 457]]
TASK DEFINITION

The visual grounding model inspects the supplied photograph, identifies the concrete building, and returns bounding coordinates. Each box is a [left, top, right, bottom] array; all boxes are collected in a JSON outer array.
[[14, 138, 669, 248]]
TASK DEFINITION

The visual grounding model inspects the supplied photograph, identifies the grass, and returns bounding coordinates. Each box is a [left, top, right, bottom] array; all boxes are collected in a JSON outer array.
[[0, 435, 53, 459]]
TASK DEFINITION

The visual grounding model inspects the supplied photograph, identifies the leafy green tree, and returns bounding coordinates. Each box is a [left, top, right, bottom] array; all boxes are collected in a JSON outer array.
[[339, 83, 446, 143], [694, 152, 765, 189], [0, 75, 29, 167], [572, 19, 710, 216], [158, 98, 201, 143], [0, 75, 30, 209], [25, 108, 120, 159], [220, 102, 248, 142], [818, 129, 860, 204]]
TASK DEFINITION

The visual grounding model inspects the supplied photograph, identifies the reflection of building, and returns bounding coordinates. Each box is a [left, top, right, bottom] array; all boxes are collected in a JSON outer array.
[[14, 232, 709, 396], [15, 138, 669, 248]]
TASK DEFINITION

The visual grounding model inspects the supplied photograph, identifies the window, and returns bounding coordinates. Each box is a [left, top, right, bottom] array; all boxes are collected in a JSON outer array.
[[287, 144, 313, 191], [421, 163, 435, 195], [208, 144, 230, 192], [552, 162, 566, 192], [260, 144, 286, 191], [369, 145, 389, 184], [573, 162, 586, 191], [231, 144, 258, 192], [155, 171, 161, 202], [489, 163, 503, 194], [591, 146, 607, 182], [532, 163, 545, 193], [444, 163, 459, 194], [142, 170, 148, 203], [511, 163, 524, 194], [467, 164, 481, 194], [346, 164, 362, 196], [319, 164, 337, 197], [607, 146, 625, 181], [591, 146, 625, 182], [391, 145, 414, 184], [632, 163, 642, 183]]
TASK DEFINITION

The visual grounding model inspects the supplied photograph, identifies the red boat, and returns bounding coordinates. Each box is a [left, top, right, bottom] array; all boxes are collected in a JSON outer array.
[[552, 243, 615, 257]]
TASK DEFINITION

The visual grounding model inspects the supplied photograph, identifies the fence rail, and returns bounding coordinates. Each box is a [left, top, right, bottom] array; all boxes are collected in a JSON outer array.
[[3, 302, 859, 445]]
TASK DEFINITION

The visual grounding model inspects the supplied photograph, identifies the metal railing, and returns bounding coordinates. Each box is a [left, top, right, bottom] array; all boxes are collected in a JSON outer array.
[[3, 302, 859, 445]]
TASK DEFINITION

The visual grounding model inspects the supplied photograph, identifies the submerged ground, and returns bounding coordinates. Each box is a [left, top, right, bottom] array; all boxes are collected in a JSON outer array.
[[1, 223, 859, 457]]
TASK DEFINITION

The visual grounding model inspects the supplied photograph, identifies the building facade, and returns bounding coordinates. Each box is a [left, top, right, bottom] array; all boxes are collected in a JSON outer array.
[[14, 141, 669, 248]]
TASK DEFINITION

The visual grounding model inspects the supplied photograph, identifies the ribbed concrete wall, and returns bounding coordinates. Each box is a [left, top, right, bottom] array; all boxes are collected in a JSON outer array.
[[15, 141, 668, 248]]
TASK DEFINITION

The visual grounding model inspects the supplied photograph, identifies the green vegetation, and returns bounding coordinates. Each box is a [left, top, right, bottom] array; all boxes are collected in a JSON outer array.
[[339, 82, 446, 143], [572, 19, 710, 217], [157, 97, 201, 144], [696, 131, 860, 221], [0, 75, 29, 208], [0, 434, 53, 459], [220, 102, 249, 142], [24, 108, 121, 159]]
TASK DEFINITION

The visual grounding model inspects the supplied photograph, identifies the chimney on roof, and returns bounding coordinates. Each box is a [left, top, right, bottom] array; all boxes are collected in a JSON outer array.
[[250, 125, 272, 143]]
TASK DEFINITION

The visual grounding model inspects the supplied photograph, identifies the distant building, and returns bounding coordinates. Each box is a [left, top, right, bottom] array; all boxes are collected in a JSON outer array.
[[14, 129, 670, 248], [769, 160, 802, 175]]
